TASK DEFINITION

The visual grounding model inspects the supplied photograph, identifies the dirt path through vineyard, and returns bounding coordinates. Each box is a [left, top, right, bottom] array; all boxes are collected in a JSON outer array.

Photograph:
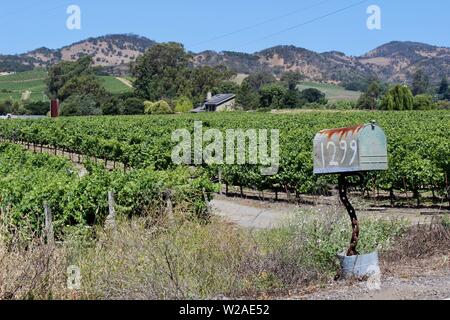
[[211, 195, 442, 228]]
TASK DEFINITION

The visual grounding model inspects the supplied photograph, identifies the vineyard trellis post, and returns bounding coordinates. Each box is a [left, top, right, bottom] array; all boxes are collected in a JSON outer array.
[[446, 173, 450, 207], [44, 202, 55, 246], [165, 190, 174, 224], [203, 188, 212, 217], [218, 168, 222, 195], [105, 191, 117, 229]]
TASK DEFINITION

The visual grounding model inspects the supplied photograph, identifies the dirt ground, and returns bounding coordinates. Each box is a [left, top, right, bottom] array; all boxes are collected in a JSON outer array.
[[212, 194, 450, 300], [211, 194, 448, 229], [285, 255, 450, 300]]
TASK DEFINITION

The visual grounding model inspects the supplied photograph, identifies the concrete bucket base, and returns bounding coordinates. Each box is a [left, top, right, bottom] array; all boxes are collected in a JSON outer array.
[[337, 251, 380, 278]]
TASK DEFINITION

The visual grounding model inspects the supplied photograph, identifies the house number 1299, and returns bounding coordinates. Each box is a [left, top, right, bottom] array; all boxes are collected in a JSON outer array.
[[320, 140, 358, 167]]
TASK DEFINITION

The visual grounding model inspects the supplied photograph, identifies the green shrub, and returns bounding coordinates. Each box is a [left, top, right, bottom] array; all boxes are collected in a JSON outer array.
[[122, 97, 144, 115], [436, 100, 450, 110], [413, 94, 436, 110], [300, 88, 327, 104], [174, 96, 193, 113], [144, 100, 174, 115], [380, 85, 414, 111], [327, 100, 356, 110], [258, 210, 407, 274], [442, 215, 450, 229], [23, 101, 49, 115], [60, 94, 102, 116]]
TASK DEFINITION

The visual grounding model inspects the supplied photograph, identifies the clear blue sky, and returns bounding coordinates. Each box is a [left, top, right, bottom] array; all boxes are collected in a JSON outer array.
[[1, 0, 449, 56]]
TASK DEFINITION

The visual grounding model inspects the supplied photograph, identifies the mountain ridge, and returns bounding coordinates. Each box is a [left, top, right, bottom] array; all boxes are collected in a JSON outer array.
[[1, 34, 449, 84]]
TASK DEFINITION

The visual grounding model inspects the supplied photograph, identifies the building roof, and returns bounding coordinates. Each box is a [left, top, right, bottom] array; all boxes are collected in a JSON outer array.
[[191, 105, 206, 113], [205, 94, 236, 106]]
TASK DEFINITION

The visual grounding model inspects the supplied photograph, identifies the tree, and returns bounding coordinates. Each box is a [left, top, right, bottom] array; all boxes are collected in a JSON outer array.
[[413, 94, 436, 110], [438, 76, 448, 95], [174, 96, 193, 113], [280, 71, 304, 90], [300, 88, 327, 104], [12, 101, 20, 114], [101, 96, 122, 115], [213, 81, 240, 96], [236, 82, 260, 110], [190, 66, 235, 105], [380, 85, 414, 111], [242, 71, 276, 92], [380, 91, 395, 111], [412, 70, 429, 96], [445, 90, 450, 101], [58, 74, 106, 101], [437, 76, 449, 100], [144, 100, 174, 114], [0, 99, 13, 115], [132, 42, 191, 101], [122, 98, 144, 115], [23, 101, 49, 115], [282, 88, 303, 109], [357, 81, 381, 110], [46, 56, 95, 101], [60, 94, 102, 116], [259, 84, 287, 109]]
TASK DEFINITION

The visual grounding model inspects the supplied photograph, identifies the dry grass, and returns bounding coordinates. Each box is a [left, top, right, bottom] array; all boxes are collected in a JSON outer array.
[[72, 216, 280, 299], [382, 217, 450, 262], [0, 236, 68, 300], [1, 212, 449, 300]]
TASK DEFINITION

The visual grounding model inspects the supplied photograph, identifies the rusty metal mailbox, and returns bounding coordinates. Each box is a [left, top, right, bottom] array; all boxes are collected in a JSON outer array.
[[313, 122, 388, 258], [313, 122, 388, 175]]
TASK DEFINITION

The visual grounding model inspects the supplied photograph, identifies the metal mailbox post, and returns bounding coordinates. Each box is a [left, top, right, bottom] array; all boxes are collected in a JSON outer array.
[[313, 121, 388, 256]]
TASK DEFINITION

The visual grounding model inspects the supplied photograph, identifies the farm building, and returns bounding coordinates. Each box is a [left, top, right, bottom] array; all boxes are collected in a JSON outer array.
[[192, 92, 236, 113]]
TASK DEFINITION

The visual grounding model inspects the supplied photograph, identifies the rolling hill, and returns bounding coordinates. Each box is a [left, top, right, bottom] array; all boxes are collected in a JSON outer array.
[[0, 34, 449, 84], [0, 70, 132, 103], [296, 82, 361, 102], [0, 34, 156, 76], [194, 43, 450, 84]]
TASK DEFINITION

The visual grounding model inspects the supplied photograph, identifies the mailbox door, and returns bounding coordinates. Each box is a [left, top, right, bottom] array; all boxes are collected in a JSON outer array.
[[359, 125, 388, 171]]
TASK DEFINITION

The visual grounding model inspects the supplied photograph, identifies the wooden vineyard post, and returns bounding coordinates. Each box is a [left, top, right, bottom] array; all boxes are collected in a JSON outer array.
[[446, 173, 450, 207], [218, 169, 222, 195], [105, 191, 116, 229], [203, 188, 212, 218], [44, 202, 55, 246], [165, 190, 174, 224], [390, 188, 395, 207]]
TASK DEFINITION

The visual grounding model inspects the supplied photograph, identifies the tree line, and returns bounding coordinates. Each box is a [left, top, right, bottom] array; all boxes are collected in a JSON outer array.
[[3, 42, 449, 116], [41, 42, 329, 116], [357, 70, 450, 111]]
